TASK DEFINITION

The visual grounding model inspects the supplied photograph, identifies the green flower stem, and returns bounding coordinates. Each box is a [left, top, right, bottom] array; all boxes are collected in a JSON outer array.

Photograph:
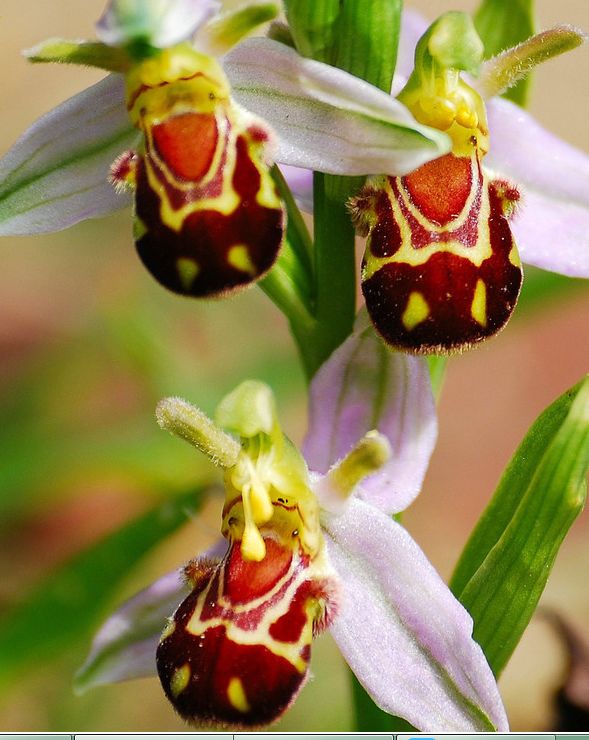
[[278, 0, 402, 384], [307, 172, 359, 375], [259, 242, 318, 380], [333, 0, 402, 90], [260, 167, 319, 378], [271, 165, 314, 290], [283, 0, 405, 726], [259, 245, 314, 331], [283, 0, 408, 724], [284, 0, 341, 62]]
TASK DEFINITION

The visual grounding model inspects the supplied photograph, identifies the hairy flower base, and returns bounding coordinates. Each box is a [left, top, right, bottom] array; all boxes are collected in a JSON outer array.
[[156, 535, 337, 727], [356, 151, 522, 353], [348, 12, 524, 354], [113, 43, 284, 297]]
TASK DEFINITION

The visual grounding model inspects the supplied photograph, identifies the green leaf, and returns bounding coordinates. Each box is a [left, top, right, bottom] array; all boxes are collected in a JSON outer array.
[[474, 0, 535, 106], [451, 377, 589, 675], [0, 486, 211, 686], [26, 39, 130, 72]]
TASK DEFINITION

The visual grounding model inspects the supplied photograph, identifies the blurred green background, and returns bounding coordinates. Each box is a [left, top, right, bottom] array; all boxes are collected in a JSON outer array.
[[0, 0, 588, 731]]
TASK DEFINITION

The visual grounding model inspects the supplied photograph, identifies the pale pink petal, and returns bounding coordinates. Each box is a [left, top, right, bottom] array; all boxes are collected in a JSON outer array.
[[279, 4, 429, 216], [304, 315, 437, 515], [486, 97, 589, 277], [324, 498, 509, 731], [0, 75, 136, 235], [396, 10, 428, 80], [279, 164, 313, 213], [224, 38, 450, 177], [74, 570, 189, 692], [75, 538, 228, 692]]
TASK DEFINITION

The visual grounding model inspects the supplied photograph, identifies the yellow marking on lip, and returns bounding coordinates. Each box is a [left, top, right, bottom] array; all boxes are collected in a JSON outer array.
[[227, 677, 251, 713], [133, 215, 148, 241], [228, 244, 257, 276], [160, 618, 176, 641], [402, 291, 430, 331], [185, 557, 316, 674], [170, 663, 191, 697], [471, 278, 487, 326], [362, 193, 493, 282], [508, 243, 521, 268], [176, 257, 200, 289]]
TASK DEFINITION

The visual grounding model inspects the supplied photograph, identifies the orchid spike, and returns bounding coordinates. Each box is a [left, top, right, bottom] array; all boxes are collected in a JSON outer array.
[[75, 321, 508, 731]]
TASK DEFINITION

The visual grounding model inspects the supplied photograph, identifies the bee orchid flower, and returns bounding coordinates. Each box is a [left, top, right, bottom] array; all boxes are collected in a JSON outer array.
[[75, 321, 508, 732], [270, 11, 589, 352]]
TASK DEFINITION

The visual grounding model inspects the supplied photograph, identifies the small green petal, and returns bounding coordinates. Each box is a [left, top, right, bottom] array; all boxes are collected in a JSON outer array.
[[410, 11, 484, 79], [474, 0, 535, 105], [25, 38, 130, 72], [156, 397, 240, 469], [203, 2, 279, 55], [397, 13, 487, 153], [478, 25, 588, 100]]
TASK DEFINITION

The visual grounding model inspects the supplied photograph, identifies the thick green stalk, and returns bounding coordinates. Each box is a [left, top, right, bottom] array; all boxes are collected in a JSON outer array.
[[259, 167, 319, 378], [284, 0, 405, 727], [282, 0, 402, 380], [308, 172, 358, 376]]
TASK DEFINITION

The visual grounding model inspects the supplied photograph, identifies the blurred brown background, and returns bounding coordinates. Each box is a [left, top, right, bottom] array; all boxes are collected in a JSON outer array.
[[0, 0, 588, 731]]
